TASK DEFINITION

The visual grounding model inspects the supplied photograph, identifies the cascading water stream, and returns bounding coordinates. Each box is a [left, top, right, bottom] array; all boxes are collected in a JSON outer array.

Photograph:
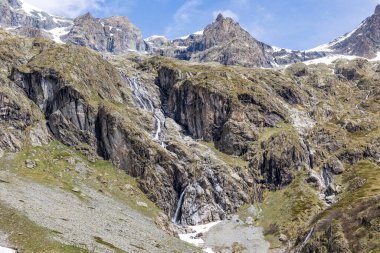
[[172, 188, 187, 224], [153, 112, 162, 141], [296, 227, 314, 253], [125, 76, 165, 146], [320, 168, 332, 189]]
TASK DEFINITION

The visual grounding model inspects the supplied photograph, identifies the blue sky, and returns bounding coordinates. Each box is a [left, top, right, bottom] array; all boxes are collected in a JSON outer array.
[[28, 0, 380, 50]]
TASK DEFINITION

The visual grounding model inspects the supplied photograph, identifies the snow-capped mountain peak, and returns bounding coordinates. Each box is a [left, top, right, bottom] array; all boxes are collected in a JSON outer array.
[[179, 30, 204, 40], [0, 0, 73, 43], [19, 0, 43, 16]]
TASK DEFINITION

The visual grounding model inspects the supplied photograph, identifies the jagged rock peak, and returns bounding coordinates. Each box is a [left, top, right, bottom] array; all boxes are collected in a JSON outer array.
[[76, 12, 96, 21], [203, 12, 254, 49], [212, 13, 238, 28], [216, 13, 225, 22], [375, 4, 380, 14]]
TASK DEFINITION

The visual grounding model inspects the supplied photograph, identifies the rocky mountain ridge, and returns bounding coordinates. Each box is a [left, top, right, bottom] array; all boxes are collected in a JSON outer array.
[[307, 5, 380, 59], [0, 0, 147, 52], [64, 12, 147, 53], [3, 1, 380, 67]]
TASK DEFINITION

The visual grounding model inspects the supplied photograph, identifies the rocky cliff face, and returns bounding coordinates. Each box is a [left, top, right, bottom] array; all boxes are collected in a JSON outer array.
[[64, 13, 147, 53], [0, 6, 380, 252]]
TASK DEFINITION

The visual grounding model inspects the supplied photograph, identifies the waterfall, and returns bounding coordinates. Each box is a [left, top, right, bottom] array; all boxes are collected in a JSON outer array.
[[296, 227, 314, 253], [172, 189, 186, 224], [127, 77, 151, 110], [320, 168, 332, 189], [153, 112, 161, 141], [125, 76, 165, 146]]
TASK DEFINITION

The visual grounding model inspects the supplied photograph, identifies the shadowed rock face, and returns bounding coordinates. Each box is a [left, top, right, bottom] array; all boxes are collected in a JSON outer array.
[[64, 13, 147, 53], [250, 132, 311, 189]]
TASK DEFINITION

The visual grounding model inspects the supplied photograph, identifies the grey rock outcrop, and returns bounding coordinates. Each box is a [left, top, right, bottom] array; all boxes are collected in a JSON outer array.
[[145, 35, 172, 52], [251, 132, 311, 189], [0, 0, 72, 30], [0, 91, 30, 154], [64, 13, 147, 53], [156, 14, 273, 67], [156, 62, 286, 156]]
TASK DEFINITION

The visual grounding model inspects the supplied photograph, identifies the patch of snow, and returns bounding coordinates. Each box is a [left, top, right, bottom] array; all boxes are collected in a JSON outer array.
[[306, 43, 333, 53], [37, 12, 46, 21], [370, 52, 380, 61], [19, 0, 43, 15], [145, 35, 168, 42], [193, 30, 204, 36], [0, 246, 16, 253], [178, 221, 221, 251], [272, 46, 292, 53], [179, 35, 189, 40], [303, 54, 359, 65], [52, 17, 72, 24], [203, 248, 214, 253], [47, 27, 70, 43], [179, 30, 204, 40], [3, 26, 17, 31]]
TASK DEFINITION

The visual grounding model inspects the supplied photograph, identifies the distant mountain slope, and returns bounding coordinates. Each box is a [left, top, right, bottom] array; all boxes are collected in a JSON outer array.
[[0, 0, 72, 42], [64, 13, 147, 53], [0, 0, 147, 52], [2, 1, 380, 66], [153, 14, 273, 67], [308, 5, 380, 59]]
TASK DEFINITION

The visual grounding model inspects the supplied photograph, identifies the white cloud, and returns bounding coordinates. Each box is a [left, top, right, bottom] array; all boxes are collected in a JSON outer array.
[[22, 0, 104, 17], [212, 10, 239, 21], [165, 0, 203, 37]]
